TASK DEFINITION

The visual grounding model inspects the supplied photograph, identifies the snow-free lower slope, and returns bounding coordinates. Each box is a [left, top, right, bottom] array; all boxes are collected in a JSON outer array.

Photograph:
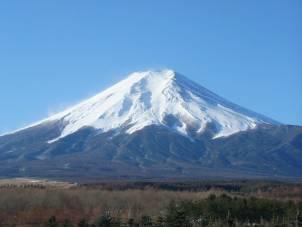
[[5, 70, 278, 142]]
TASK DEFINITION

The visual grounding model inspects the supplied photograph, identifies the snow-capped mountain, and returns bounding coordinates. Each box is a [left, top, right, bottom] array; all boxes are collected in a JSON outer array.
[[5, 70, 276, 142], [0, 70, 301, 180]]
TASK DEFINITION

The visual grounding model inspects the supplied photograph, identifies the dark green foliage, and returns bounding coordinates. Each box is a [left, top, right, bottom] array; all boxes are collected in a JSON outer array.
[[78, 219, 89, 227], [154, 216, 164, 227], [63, 219, 73, 227], [95, 213, 113, 227], [165, 201, 192, 227], [167, 194, 300, 225], [44, 216, 60, 227], [127, 218, 135, 227], [140, 215, 152, 227]]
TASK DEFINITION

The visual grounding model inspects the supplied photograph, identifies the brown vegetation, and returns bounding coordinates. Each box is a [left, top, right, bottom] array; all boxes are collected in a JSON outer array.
[[0, 187, 222, 224], [0, 180, 301, 225]]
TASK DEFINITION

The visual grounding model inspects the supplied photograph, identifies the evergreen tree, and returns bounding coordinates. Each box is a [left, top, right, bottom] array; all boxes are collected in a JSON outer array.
[[165, 202, 192, 227], [154, 216, 164, 227], [127, 218, 136, 227], [78, 219, 89, 227], [44, 216, 60, 227], [95, 213, 113, 227], [63, 219, 73, 227], [141, 215, 152, 227]]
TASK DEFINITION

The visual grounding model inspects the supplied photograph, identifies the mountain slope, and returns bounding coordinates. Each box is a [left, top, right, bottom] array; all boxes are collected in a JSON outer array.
[[3, 70, 277, 142], [0, 70, 300, 180]]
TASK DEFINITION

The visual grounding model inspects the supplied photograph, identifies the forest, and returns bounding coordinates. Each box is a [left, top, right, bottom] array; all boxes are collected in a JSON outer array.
[[0, 180, 301, 226]]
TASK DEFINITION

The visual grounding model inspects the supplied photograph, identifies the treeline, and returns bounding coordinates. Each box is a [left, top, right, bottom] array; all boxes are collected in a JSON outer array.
[[79, 181, 245, 192], [79, 180, 301, 193], [0, 184, 47, 189], [38, 194, 302, 227]]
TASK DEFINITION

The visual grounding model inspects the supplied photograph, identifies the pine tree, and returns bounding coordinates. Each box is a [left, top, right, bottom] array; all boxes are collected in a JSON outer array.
[[141, 215, 152, 227], [63, 219, 73, 227], [44, 216, 60, 227], [95, 213, 113, 227], [78, 219, 89, 227]]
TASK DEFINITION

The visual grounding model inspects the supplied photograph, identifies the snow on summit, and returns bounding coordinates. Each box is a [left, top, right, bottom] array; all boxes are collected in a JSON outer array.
[[4, 69, 277, 142]]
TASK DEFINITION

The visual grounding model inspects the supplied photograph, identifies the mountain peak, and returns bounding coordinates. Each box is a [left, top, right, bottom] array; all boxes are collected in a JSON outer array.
[[3, 70, 278, 142], [127, 69, 176, 80], [123, 69, 178, 90]]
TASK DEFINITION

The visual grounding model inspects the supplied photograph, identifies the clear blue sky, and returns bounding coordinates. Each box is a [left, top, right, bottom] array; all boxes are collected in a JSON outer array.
[[0, 0, 301, 133]]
